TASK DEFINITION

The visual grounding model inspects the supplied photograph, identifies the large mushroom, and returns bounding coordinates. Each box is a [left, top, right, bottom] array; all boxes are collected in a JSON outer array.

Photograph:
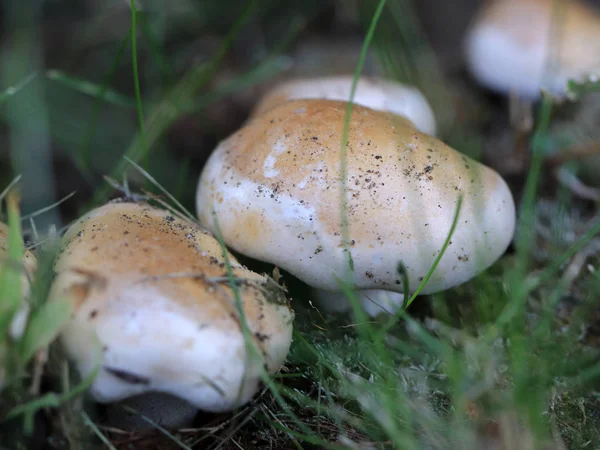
[[48, 200, 293, 428], [251, 75, 437, 136], [196, 99, 516, 315], [464, 0, 600, 99], [249, 76, 438, 314]]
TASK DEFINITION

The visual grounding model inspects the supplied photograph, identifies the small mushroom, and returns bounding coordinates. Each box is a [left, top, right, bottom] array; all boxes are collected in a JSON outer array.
[[251, 75, 437, 136], [196, 99, 516, 315], [464, 0, 600, 99], [48, 200, 293, 429]]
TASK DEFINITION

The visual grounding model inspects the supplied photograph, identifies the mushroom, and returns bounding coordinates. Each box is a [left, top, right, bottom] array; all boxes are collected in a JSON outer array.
[[196, 99, 516, 316], [464, 0, 600, 99], [251, 75, 437, 136], [48, 200, 293, 429], [250, 76, 438, 314]]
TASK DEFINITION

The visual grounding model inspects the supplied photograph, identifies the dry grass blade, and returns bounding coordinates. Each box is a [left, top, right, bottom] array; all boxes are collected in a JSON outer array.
[[0, 175, 22, 207], [124, 156, 196, 221], [20, 191, 76, 222], [82, 411, 119, 450], [115, 405, 194, 450]]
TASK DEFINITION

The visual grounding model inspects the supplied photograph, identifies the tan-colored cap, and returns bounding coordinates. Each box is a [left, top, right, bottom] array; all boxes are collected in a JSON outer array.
[[196, 99, 516, 299], [48, 201, 293, 412], [251, 75, 437, 136], [465, 0, 600, 98]]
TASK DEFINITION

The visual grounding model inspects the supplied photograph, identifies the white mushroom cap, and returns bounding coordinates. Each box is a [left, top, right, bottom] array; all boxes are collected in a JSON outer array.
[[251, 75, 437, 136], [196, 99, 516, 303], [464, 0, 600, 98], [48, 201, 293, 415]]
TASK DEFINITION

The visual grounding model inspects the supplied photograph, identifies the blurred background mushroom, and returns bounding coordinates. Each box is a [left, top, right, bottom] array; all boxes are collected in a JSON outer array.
[[250, 75, 438, 135], [464, 0, 600, 99]]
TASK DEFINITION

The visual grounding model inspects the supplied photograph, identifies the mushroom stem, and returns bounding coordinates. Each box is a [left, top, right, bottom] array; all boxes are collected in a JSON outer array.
[[313, 288, 404, 317], [105, 392, 198, 431]]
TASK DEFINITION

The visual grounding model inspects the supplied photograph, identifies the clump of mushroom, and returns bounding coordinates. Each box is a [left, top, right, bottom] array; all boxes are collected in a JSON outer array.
[[196, 99, 516, 315], [252, 75, 437, 136], [48, 200, 293, 428], [464, 0, 600, 99]]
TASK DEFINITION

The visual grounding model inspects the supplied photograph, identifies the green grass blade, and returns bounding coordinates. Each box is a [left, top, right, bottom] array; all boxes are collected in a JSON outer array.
[[211, 210, 313, 437], [81, 412, 118, 450], [18, 296, 72, 363], [0, 193, 25, 335], [566, 75, 600, 100], [494, 93, 553, 331], [4, 363, 100, 420], [339, 0, 387, 281], [513, 92, 553, 276], [404, 194, 463, 308], [45, 70, 136, 108], [378, 195, 463, 335], [0, 73, 37, 105], [130, 0, 147, 164]]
